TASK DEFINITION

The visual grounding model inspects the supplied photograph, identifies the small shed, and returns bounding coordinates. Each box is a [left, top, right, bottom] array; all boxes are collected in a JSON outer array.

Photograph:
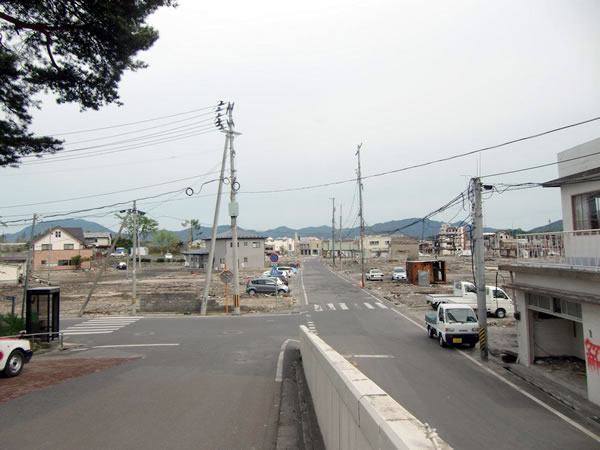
[[406, 260, 446, 285]]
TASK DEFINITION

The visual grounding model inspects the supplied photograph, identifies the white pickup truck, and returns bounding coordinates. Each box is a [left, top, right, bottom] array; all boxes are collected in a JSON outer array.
[[0, 338, 33, 377], [425, 303, 480, 348], [425, 281, 514, 318]]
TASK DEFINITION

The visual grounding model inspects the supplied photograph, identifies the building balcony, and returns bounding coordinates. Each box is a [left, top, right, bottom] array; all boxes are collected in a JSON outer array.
[[516, 230, 600, 270]]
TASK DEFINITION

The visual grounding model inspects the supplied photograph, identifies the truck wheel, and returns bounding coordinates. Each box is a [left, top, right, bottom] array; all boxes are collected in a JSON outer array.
[[2, 350, 24, 377], [495, 308, 506, 319], [439, 335, 447, 348], [428, 326, 435, 338]]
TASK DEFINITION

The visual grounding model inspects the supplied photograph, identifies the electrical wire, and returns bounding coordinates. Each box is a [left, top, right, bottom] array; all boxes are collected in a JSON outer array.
[[50, 103, 223, 136]]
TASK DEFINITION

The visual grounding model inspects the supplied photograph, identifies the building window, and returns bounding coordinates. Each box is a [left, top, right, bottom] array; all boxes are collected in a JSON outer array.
[[369, 241, 379, 245], [244, 257, 248, 263], [41, 244, 52, 250], [253, 242, 258, 248], [58, 259, 71, 266], [64, 244, 74, 250], [230, 242, 232, 247], [244, 242, 248, 247], [41, 260, 47, 265], [573, 191, 600, 230], [55, 231, 61, 238]]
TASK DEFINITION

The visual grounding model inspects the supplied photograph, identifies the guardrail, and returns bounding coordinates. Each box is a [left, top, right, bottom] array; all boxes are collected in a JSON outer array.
[[517, 229, 600, 270], [299, 325, 450, 449]]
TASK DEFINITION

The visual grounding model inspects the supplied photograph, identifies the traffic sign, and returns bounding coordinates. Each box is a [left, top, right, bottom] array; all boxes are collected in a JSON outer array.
[[270, 254, 279, 263], [220, 270, 234, 284]]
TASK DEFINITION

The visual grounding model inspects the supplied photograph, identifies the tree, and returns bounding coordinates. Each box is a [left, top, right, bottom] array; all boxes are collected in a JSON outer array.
[[152, 230, 179, 253], [181, 218, 202, 244], [114, 213, 158, 242], [0, 1, 176, 167]]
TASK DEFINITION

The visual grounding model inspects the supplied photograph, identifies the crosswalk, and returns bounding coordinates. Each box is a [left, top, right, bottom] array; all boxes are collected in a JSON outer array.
[[63, 316, 142, 336], [310, 302, 388, 312]]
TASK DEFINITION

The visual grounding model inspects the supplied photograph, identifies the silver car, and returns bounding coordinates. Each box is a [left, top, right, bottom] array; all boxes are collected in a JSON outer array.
[[246, 277, 290, 295]]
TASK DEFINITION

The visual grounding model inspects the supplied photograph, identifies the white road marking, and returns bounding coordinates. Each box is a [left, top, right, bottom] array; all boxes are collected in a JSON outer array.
[[276, 338, 299, 382], [92, 344, 180, 348], [63, 317, 142, 336], [343, 354, 395, 359], [363, 303, 375, 310], [300, 269, 309, 306], [314, 304, 322, 312], [375, 302, 388, 309], [63, 331, 114, 335], [327, 303, 336, 310], [339, 303, 349, 310], [389, 308, 600, 442]]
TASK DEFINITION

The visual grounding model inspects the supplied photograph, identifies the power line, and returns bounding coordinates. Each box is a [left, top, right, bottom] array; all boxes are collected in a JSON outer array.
[[50, 103, 223, 136], [0, 171, 222, 209], [21, 128, 219, 165]]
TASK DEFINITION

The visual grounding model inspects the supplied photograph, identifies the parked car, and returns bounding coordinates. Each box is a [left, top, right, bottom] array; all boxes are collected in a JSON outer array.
[[116, 261, 127, 270], [365, 269, 384, 281], [262, 269, 289, 285], [164, 253, 173, 260], [246, 278, 290, 295], [277, 266, 295, 277], [0, 338, 33, 377], [391, 267, 407, 281]]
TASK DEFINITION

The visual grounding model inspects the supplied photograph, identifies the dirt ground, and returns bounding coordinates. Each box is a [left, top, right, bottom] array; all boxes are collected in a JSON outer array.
[[0, 260, 301, 318]]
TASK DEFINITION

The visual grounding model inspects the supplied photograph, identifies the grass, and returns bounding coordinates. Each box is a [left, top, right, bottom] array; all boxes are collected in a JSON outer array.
[[0, 314, 25, 337]]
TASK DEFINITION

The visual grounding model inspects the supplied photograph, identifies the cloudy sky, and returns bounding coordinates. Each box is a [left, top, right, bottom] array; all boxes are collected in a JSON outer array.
[[2, 0, 600, 236]]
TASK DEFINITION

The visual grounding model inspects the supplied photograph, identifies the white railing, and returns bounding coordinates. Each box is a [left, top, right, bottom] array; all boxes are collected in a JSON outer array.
[[517, 230, 600, 270]]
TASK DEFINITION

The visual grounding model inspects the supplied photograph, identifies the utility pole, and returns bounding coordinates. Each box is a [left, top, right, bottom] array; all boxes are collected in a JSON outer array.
[[356, 144, 366, 288], [132, 200, 137, 315], [21, 213, 38, 319], [200, 130, 229, 316], [339, 204, 343, 270], [472, 177, 488, 361], [227, 103, 242, 315], [330, 197, 336, 267]]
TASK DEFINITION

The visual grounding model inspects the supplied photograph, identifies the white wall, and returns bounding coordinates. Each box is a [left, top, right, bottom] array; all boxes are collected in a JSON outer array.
[[582, 303, 600, 406], [34, 229, 83, 250], [0, 263, 21, 284], [532, 314, 583, 359], [299, 326, 449, 450], [557, 137, 600, 179]]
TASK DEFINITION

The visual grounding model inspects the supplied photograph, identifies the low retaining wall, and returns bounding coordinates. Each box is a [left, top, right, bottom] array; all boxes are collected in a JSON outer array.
[[299, 325, 450, 449]]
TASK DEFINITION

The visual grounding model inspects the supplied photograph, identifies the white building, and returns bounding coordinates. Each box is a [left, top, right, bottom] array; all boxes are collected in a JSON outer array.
[[500, 137, 600, 406], [265, 237, 295, 256]]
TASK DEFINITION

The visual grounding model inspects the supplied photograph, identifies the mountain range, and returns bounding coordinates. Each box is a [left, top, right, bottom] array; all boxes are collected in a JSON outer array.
[[1, 218, 564, 243]]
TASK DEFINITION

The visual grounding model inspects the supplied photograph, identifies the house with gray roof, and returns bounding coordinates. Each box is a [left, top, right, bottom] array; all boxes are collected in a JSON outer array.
[[183, 230, 266, 270], [84, 231, 112, 248]]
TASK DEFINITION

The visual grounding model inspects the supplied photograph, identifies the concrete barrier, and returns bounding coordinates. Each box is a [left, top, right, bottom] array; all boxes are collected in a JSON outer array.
[[299, 326, 450, 449]]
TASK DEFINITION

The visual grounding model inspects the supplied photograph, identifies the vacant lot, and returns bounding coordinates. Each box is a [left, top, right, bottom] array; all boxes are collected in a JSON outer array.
[[0, 261, 300, 317]]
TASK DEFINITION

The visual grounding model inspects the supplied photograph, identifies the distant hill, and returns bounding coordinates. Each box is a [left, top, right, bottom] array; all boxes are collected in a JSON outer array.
[[2, 218, 563, 243], [528, 220, 563, 233]]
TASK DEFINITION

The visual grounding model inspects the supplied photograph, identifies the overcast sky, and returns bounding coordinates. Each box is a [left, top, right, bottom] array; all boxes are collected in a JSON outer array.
[[2, 0, 600, 236]]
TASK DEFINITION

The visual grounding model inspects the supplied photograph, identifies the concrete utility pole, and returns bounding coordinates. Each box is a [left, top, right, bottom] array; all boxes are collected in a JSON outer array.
[[132, 200, 138, 315], [79, 212, 130, 317], [339, 204, 343, 270], [21, 213, 38, 319], [200, 128, 230, 316], [330, 197, 336, 267], [356, 144, 366, 287], [227, 103, 242, 315], [472, 177, 488, 361]]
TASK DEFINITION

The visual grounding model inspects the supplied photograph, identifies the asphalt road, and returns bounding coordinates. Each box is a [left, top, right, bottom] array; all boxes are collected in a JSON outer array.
[[0, 313, 304, 450], [299, 258, 600, 450]]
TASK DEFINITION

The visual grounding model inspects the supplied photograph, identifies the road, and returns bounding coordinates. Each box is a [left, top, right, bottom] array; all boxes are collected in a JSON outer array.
[[0, 313, 303, 449], [299, 258, 600, 450]]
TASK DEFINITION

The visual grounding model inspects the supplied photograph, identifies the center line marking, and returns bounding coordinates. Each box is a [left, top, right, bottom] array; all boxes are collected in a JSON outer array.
[[92, 344, 180, 348]]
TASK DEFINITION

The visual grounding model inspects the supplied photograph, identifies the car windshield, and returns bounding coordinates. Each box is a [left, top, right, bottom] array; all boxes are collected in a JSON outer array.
[[393, 268, 404, 272], [446, 309, 478, 323]]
